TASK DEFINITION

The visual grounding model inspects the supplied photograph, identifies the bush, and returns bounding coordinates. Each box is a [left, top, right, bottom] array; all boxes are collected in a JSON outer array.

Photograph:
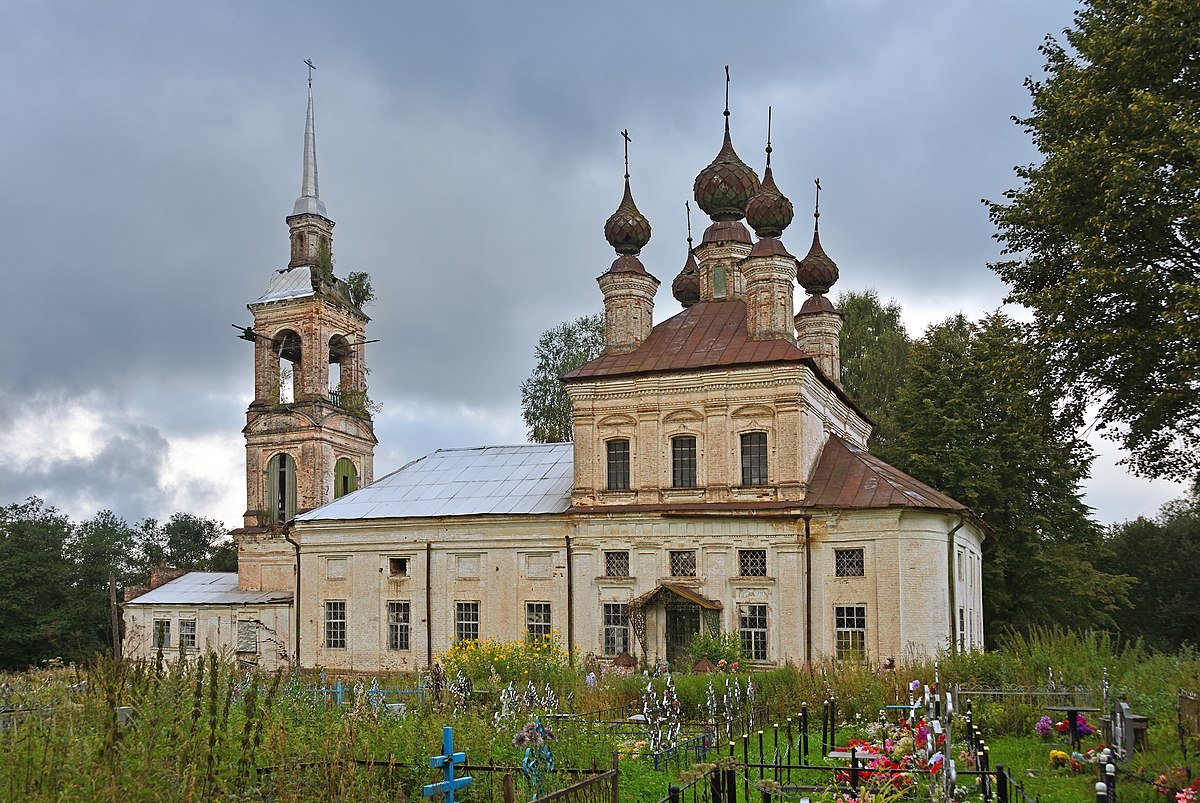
[[687, 632, 744, 666], [439, 632, 569, 688]]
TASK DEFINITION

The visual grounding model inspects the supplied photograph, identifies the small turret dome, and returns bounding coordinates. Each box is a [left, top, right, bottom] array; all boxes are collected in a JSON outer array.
[[796, 230, 839, 295], [672, 250, 700, 307], [745, 166, 794, 238], [604, 178, 652, 255]]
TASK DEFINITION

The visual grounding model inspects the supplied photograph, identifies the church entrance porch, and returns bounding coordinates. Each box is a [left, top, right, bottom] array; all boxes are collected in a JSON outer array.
[[665, 599, 700, 666], [627, 581, 722, 669]]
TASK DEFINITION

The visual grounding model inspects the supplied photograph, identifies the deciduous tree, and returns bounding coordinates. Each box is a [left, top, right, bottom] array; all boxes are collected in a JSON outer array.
[[519, 313, 605, 443], [988, 0, 1200, 482], [836, 289, 910, 450]]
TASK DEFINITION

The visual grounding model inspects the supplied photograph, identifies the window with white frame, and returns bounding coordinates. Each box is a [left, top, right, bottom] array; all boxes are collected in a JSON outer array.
[[740, 432, 768, 486], [834, 605, 866, 660], [671, 436, 697, 488], [669, 550, 697, 577], [526, 602, 551, 642], [179, 619, 197, 650], [604, 550, 630, 577], [455, 601, 480, 643], [152, 619, 171, 650], [602, 603, 629, 656], [388, 601, 410, 651], [237, 620, 258, 653], [959, 607, 966, 650], [325, 601, 346, 649], [835, 549, 865, 577], [606, 439, 630, 491], [738, 549, 767, 577], [738, 603, 768, 660]]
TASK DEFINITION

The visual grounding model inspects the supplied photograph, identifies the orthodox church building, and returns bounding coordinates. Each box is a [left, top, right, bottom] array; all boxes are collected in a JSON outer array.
[[123, 76, 985, 672]]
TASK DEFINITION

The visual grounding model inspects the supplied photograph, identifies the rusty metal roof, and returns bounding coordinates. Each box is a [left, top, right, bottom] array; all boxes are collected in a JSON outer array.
[[628, 581, 723, 613], [804, 435, 967, 512], [563, 300, 807, 381]]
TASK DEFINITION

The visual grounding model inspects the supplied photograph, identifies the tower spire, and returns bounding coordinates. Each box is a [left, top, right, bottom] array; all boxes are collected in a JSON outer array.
[[293, 59, 327, 217]]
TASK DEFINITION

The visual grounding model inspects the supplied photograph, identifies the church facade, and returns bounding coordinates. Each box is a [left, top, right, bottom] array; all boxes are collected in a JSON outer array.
[[124, 77, 985, 672]]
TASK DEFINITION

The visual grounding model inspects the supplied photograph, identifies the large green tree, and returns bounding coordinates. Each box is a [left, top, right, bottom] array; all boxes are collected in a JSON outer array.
[[0, 499, 76, 668], [879, 313, 1131, 639], [988, 0, 1200, 482], [836, 289, 910, 450], [519, 313, 605, 443]]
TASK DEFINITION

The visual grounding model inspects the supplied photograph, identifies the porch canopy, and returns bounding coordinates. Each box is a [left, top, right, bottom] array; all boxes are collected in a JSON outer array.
[[626, 582, 722, 660]]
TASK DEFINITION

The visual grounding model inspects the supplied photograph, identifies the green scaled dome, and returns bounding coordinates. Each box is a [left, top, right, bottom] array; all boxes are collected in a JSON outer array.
[[693, 127, 760, 222], [604, 178, 652, 255], [745, 166, 794, 238]]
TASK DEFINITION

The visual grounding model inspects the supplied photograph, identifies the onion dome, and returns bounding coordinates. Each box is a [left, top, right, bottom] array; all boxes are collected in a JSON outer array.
[[796, 230, 839, 295], [604, 178, 652, 255], [693, 126, 760, 222], [672, 249, 700, 307], [745, 166, 794, 238]]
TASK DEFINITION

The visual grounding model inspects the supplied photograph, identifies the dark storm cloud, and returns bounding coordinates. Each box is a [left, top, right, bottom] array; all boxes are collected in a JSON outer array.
[[2, 0, 1181, 526]]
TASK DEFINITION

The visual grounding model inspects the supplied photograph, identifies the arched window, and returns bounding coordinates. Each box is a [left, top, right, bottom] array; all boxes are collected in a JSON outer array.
[[740, 432, 768, 486], [273, 329, 302, 404], [266, 453, 297, 523], [334, 457, 358, 499], [605, 439, 630, 491], [671, 435, 697, 488]]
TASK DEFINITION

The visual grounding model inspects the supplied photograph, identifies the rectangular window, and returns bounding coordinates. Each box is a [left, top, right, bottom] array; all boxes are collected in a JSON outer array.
[[738, 549, 767, 577], [325, 601, 346, 649], [152, 619, 171, 650], [606, 439, 630, 491], [389, 557, 409, 577], [237, 621, 258, 653], [671, 436, 697, 488], [835, 605, 867, 660], [388, 601, 411, 651], [604, 550, 630, 577], [179, 619, 197, 650], [740, 432, 769, 486], [835, 548, 865, 577], [669, 550, 697, 577], [957, 550, 963, 581], [526, 602, 551, 642], [738, 603, 768, 661], [958, 607, 966, 650], [603, 603, 630, 656], [455, 601, 480, 643]]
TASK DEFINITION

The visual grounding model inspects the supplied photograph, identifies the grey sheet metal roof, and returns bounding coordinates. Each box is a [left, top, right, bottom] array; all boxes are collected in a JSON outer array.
[[251, 266, 315, 305], [298, 443, 574, 521], [123, 572, 292, 606]]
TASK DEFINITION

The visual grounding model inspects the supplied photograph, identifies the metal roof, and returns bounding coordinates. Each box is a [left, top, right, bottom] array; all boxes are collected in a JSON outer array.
[[123, 572, 292, 606], [804, 435, 968, 512], [297, 443, 575, 521], [251, 266, 315, 305]]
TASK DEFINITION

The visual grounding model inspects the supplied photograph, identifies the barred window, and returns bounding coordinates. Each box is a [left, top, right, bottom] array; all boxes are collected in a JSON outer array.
[[526, 602, 552, 642], [835, 548, 865, 577], [738, 549, 767, 577], [324, 601, 346, 649], [604, 550, 630, 577], [740, 432, 768, 486], [179, 619, 197, 650], [671, 436, 697, 488], [455, 601, 480, 643], [152, 619, 171, 650], [835, 605, 867, 660], [603, 603, 629, 656], [606, 439, 630, 491], [388, 601, 410, 651], [669, 550, 697, 577], [738, 603, 768, 661], [237, 621, 258, 653]]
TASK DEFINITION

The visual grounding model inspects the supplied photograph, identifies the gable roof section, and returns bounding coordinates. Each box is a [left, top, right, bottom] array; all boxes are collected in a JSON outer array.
[[805, 434, 967, 512], [122, 572, 292, 606], [297, 443, 574, 521], [251, 266, 316, 305], [563, 300, 807, 381]]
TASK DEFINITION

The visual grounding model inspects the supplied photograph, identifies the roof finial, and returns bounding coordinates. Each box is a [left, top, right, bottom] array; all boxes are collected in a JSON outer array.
[[292, 59, 327, 217], [813, 177, 822, 233], [723, 65, 731, 132], [621, 128, 631, 180], [685, 201, 693, 249], [765, 106, 773, 169]]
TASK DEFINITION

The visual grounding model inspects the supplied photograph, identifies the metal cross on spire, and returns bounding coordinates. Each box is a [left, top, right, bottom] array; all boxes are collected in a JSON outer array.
[[621, 128, 631, 180], [304, 58, 316, 87], [814, 178, 822, 232], [724, 65, 731, 123], [685, 201, 693, 248], [765, 106, 773, 168]]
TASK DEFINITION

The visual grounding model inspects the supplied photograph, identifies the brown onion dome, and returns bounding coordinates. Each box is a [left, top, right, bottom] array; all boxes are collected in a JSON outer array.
[[796, 230, 839, 294], [745, 166, 794, 238], [693, 127, 761, 221], [604, 178, 652, 255], [672, 250, 700, 307]]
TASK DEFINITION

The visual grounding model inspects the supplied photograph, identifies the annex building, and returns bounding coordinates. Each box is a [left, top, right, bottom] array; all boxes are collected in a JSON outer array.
[[123, 77, 985, 672]]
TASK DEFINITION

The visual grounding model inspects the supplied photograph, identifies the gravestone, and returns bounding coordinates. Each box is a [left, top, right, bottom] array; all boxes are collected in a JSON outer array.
[[1113, 702, 1134, 758]]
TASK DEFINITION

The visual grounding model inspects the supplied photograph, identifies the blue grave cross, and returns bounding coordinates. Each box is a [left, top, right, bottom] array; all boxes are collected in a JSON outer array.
[[423, 726, 472, 802]]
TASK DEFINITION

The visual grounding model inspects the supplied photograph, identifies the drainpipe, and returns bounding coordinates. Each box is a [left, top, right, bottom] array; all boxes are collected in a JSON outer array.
[[802, 514, 813, 667], [425, 542, 434, 667], [565, 535, 575, 667], [946, 514, 965, 655], [283, 526, 301, 666]]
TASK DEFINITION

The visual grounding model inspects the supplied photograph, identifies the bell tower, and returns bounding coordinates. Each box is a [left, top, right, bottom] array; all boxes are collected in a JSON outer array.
[[233, 64, 377, 592]]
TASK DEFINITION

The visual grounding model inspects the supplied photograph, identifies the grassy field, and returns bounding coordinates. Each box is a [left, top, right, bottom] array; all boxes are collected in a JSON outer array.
[[1, 630, 1196, 801]]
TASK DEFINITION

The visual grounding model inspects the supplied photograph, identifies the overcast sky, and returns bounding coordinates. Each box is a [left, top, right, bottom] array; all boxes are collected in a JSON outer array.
[[0, 0, 1186, 530]]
